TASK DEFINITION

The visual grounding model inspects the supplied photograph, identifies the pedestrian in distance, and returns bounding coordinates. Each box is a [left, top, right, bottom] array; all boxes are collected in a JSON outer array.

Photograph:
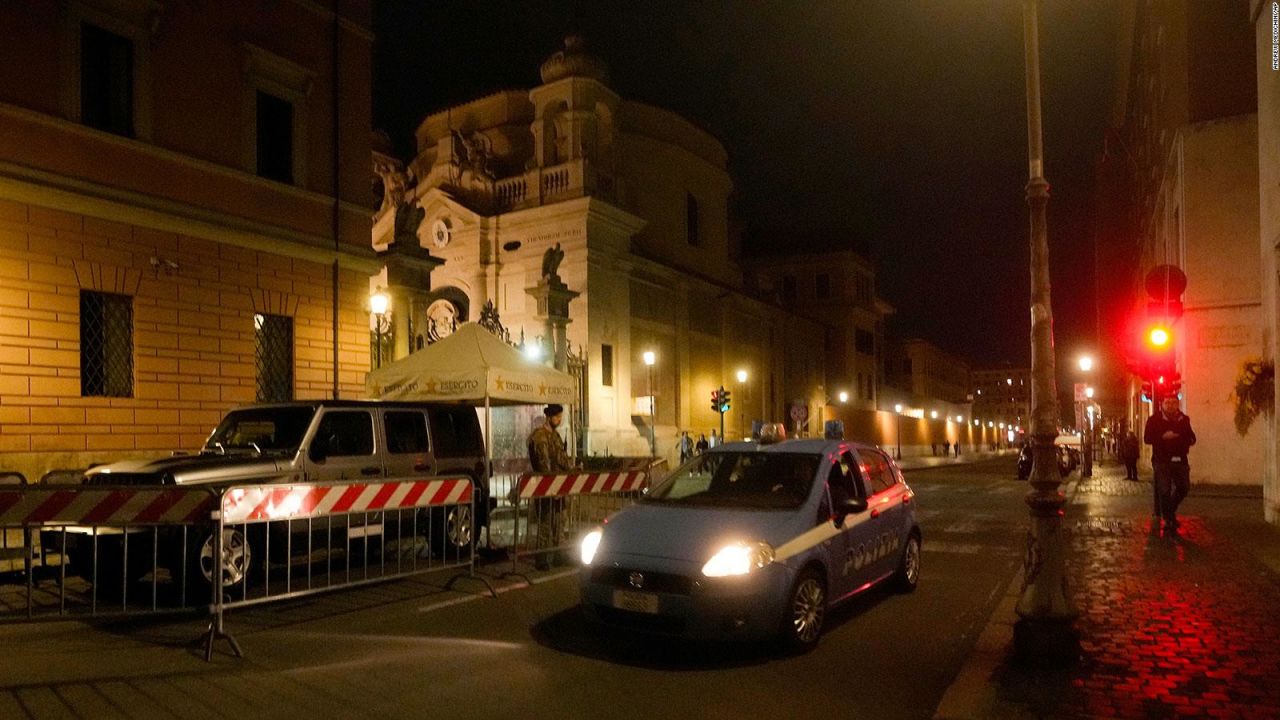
[[695, 433, 709, 456], [528, 404, 577, 570], [678, 431, 693, 463], [709, 429, 719, 448], [931, 442, 937, 456], [1143, 395, 1196, 534], [1121, 430, 1140, 481], [943, 440, 951, 457], [954, 441, 961, 458]]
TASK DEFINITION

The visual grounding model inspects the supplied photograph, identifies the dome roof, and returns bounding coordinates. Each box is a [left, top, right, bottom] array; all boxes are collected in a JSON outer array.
[[539, 35, 609, 85]]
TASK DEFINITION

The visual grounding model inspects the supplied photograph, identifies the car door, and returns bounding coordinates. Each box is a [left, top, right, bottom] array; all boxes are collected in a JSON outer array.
[[826, 450, 878, 597], [306, 409, 381, 482], [858, 448, 909, 580], [382, 408, 434, 478]]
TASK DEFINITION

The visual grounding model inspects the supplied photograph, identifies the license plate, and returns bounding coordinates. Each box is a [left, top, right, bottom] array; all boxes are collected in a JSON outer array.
[[612, 589, 660, 614]]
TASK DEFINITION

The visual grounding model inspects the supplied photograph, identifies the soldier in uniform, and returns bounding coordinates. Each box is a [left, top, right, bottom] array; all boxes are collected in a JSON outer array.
[[528, 404, 575, 569]]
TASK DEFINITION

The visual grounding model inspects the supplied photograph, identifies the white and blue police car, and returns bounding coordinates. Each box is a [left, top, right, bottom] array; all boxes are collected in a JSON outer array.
[[579, 427, 921, 651]]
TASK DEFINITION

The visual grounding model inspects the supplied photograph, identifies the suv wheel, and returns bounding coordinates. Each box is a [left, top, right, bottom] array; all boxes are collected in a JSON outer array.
[[187, 527, 251, 598]]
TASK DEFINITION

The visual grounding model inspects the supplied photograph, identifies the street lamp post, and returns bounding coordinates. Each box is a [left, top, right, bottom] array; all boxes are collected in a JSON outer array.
[[643, 351, 657, 458], [370, 289, 391, 369], [736, 369, 748, 440], [1015, 0, 1078, 663], [894, 403, 903, 459], [1078, 355, 1095, 478]]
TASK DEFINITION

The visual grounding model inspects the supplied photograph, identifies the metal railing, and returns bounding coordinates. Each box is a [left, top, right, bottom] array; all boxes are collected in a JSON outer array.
[[508, 460, 666, 573], [204, 475, 493, 660], [0, 481, 220, 621]]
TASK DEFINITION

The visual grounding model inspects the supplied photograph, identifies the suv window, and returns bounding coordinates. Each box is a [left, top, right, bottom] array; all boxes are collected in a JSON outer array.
[[863, 450, 897, 495], [385, 411, 429, 454], [429, 406, 483, 458], [314, 411, 374, 457]]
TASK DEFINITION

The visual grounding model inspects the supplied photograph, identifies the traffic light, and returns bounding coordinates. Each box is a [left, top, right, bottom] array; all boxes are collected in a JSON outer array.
[[1135, 265, 1186, 401], [721, 389, 731, 413], [710, 387, 731, 414], [710, 389, 722, 413]]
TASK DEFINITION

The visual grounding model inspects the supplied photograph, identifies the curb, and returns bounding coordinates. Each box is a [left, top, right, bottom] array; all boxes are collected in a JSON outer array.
[[931, 479, 1082, 720]]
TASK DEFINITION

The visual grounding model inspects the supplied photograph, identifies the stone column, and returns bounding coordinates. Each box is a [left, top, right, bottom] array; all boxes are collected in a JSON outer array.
[[378, 234, 445, 362], [526, 275, 580, 371]]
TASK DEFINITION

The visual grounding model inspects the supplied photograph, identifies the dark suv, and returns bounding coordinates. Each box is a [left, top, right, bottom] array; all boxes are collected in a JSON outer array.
[[56, 401, 489, 592]]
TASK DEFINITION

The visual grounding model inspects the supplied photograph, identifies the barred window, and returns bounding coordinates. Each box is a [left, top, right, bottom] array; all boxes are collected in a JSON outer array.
[[80, 291, 133, 397], [254, 313, 293, 402]]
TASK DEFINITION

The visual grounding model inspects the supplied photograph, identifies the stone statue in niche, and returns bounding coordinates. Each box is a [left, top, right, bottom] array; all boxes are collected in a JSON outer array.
[[393, 201, 425, 246], [374, 159, 411, 215], [541, 243, 565, 283]]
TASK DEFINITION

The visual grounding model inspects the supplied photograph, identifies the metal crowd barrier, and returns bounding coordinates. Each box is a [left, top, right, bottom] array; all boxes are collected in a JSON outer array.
[[0, 481, 220, 620], [204, 475, 494, 660], [509, 461, 665, 573]]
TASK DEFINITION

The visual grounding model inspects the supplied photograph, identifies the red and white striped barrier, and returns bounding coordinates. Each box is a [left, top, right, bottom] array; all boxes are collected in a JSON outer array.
[[0, 487, 217, 526], [516, 471, 646, 499], [221, 477, 473, 524]]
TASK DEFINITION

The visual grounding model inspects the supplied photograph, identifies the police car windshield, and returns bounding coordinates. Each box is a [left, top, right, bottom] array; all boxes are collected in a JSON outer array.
[[204, 407, 315, 455], [645, 452, 819, 510]]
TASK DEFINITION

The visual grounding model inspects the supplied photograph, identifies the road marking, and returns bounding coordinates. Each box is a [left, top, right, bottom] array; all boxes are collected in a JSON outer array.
[[415, 567, 577, 613], [924, 541, 1019, 556]]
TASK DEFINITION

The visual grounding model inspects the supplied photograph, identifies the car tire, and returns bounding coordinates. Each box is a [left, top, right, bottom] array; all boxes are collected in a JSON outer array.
[[780, 567, 826, 653], [893, 532, 921, 593], [428, 504, 475, 559], [185, 526, 252, 601]]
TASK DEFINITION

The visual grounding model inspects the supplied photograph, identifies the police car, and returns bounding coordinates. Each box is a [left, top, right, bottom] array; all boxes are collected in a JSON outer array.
[[578, 427, 920, 651]]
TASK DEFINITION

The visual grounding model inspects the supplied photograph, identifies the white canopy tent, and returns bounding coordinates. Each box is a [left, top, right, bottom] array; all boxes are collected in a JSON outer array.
[[366, 322, 576, 407], [365, 322, 579, 487]]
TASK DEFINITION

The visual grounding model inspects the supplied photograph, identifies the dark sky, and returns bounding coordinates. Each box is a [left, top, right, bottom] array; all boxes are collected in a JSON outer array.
[[373, 1, 1120, 369]]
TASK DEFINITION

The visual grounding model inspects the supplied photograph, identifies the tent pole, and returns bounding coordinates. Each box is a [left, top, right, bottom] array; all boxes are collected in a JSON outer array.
[[485, 384, 493, 550]]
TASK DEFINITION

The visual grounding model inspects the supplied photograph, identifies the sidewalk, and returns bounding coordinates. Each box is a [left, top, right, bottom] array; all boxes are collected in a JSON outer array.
[[897, 449, 1016, 471], [935, 462, 1280, 719]]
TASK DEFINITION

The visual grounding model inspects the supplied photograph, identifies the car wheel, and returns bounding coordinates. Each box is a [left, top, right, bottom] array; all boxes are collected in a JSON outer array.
[[186, 527, 251, 599], [781, 568, 826, 653], [894, 533, 921, 593], [429, 505, 475, 559]]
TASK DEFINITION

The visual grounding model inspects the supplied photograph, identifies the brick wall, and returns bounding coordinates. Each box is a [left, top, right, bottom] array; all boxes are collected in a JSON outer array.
[[0, 197, 372, 481]]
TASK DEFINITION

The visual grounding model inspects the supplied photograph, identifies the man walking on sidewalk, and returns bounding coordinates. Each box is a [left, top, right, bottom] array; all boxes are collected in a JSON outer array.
[[1143, 394, 1196, 533]]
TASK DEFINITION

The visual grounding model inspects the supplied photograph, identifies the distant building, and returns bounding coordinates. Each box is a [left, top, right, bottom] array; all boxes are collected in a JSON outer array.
[[882, 338, 970, 420], [0, 2, 376, 480], [374, 37, 827, 459], [747, 248, 893, 411], [970, 367, 1031, 431], [1096, 0, 1261, 485]]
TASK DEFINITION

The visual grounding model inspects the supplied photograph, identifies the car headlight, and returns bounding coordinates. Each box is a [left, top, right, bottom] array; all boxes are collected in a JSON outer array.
[[701, 541, 775, 577], [580, 528, 603, 565]]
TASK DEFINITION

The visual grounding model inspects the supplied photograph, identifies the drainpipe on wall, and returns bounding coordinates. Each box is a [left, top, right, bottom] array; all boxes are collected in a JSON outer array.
[[330, 3, 341, 399]]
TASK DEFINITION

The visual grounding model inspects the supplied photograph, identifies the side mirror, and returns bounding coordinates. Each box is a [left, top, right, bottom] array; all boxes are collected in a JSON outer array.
[[833, 497, 868, 527]]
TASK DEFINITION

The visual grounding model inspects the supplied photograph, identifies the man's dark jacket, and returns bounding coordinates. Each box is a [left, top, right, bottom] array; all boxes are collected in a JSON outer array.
[[1143, 411, 1196, 463]]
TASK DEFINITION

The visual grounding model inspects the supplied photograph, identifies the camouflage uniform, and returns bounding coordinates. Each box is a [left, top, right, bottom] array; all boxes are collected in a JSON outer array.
[[527, 423, 574, 557]]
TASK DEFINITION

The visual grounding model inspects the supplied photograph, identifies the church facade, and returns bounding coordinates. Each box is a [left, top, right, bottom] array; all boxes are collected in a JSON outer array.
[[371, 37, 828, 459]]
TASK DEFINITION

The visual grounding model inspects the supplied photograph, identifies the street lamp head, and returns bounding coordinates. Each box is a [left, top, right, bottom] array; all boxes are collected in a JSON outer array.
[[837, 391, 848, 403], [1078, 355, 1094, 372], [1006, 378, 1013, 386], [894, 403, 903, 413], [642, 350, 656, 366], [736, 369, 748, 383], [523, 344, 543, 361], [369, 289, 390, 316], [955, 415, 964, 423], [1084, 386, 1094, 399], [929, 410, 938, 419]]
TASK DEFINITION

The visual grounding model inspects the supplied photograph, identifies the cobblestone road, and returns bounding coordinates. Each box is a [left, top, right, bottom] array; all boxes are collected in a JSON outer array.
[[995, 467, 1280, 719]]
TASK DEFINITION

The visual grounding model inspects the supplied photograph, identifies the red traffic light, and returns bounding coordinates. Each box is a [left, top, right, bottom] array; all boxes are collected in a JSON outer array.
[[1146, 325, 1171, 349]]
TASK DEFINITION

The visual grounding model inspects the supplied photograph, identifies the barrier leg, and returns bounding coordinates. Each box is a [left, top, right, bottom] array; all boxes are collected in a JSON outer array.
[[201, 510, 243, 661], [444, 499, 497, 598]]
